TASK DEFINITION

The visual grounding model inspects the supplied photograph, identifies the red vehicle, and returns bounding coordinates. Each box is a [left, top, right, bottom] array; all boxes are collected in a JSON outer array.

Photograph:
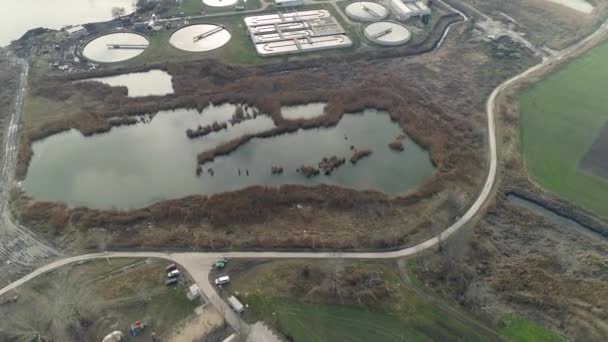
[[165, 263, 177, 272]]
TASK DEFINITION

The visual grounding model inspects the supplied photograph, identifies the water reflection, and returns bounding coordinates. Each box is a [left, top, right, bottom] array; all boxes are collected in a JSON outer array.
[[24, 107, 434, 209]]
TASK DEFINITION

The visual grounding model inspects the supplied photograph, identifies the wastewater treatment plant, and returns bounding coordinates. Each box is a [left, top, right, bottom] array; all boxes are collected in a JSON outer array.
[[1, 0, 608, 341]]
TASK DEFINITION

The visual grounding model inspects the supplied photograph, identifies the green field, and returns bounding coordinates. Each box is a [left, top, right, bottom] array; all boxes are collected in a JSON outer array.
[[229, 260, 565, 341], [520, 41, 608, 218], [246, 296, 493, 342], [229, 260, 506, 341], [498, 314, 565, 342]]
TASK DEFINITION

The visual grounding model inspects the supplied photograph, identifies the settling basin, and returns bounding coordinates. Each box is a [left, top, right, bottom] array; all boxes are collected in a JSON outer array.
[[23, 107, 434, 209]]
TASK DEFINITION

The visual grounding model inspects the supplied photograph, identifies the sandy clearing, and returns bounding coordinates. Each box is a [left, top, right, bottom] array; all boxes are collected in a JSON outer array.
[[167, 305, 224, 342]]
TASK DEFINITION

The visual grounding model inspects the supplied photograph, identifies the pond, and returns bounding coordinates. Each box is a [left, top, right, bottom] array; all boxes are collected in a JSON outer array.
[[281, 103, 327, 120], [0, 0, 135, 47], [83, 70, 174, 97], [23, 106, 434, 209]]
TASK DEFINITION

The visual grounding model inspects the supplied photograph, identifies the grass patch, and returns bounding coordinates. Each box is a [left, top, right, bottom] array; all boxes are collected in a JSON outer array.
[[0, 59, 20, 119], [22, 93, 87, 131], [119, 3, 365, 67], [123, 15, 267, 66], [245, 295, 484, 342], [519, 41, 608, 218], [229, 260, 502, 341], [116, 288, 199, 334], [498, 314, 565, 342]]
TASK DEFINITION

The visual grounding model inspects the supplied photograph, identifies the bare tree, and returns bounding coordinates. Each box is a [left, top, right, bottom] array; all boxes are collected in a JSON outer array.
[[0, 271, 101, 342], [111, 7, 126, 19]]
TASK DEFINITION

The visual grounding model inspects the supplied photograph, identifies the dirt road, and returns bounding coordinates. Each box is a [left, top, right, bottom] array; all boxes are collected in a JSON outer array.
[[0, 57, 58, 283]]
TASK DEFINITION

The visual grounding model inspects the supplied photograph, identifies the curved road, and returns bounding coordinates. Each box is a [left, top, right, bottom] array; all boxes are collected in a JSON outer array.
[[2, 9, 608, 340]]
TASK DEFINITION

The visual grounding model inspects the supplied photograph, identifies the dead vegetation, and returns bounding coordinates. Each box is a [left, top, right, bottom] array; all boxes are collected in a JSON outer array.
[[232, 260, 399, 308], [12, 22, 539, 251], [414, 195, 608, 341], [0, 58, 20, 119]]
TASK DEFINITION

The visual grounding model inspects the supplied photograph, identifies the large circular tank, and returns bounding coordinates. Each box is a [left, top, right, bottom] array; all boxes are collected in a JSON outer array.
[[345, 2, 389, 22], [82, 33, 149, 63], [364, 21, 411, 46], [169, 24, 231, 52], [203, 0, 238, 7]]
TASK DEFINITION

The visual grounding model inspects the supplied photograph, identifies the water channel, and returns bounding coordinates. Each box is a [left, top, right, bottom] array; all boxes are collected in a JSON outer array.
[[84, 70, 174, 97], [0, 0, 135, 47], [23, 106, 434, 209], [507, 194, 607, 240]]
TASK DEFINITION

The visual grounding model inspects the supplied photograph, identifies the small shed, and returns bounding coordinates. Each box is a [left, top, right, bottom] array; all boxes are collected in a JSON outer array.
[[65, 25, 87, 37], [187, 284, 201, 300], [275, 0, 304, 7]]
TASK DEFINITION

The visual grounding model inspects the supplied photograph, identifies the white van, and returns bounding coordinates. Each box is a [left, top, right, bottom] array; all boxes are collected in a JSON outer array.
[[214, 275, 230, 285], [227, 296, 245, 313]]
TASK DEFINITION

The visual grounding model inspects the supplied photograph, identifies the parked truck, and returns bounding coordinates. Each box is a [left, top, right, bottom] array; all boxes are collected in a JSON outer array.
[[227, 295, 245, 313]]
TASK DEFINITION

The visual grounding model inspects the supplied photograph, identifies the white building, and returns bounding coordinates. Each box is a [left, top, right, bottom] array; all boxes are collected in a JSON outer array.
[[275, 0, 304, 7], [65, 25, 87, 38], [390, 0, 431, 20], [187, 284, 201, 300]]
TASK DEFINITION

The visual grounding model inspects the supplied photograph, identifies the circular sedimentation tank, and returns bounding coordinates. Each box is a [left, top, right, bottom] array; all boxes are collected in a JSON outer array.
[[345, 2, 389, 22], [203, 0, 238, 7], [364, 21, 411, 46], [82, 33, 149, 63], [169, 24, 231, 52]]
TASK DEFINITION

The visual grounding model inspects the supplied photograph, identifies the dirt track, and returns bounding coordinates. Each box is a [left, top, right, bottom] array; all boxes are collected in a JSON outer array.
[[0, 56, 58, 283]]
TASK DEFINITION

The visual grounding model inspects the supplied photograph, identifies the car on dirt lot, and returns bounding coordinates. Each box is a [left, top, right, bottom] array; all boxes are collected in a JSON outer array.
[[165, 277, 178, 286], [214, 275, 230, 285], [165, 263, 177, 271], [167, 269, 181, 278]]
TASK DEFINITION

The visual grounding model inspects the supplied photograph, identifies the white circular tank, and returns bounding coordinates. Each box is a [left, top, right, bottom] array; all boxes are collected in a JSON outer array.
[[83, 33, 149, 63], [364, 21, 411, 46], [169, 24, 231, 52], [203, 0, 238, 7], [345, 2, 389, 22]]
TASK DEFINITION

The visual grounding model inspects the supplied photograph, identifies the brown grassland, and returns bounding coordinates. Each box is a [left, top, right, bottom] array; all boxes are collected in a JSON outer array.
[[11, 22, 539, 252]]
